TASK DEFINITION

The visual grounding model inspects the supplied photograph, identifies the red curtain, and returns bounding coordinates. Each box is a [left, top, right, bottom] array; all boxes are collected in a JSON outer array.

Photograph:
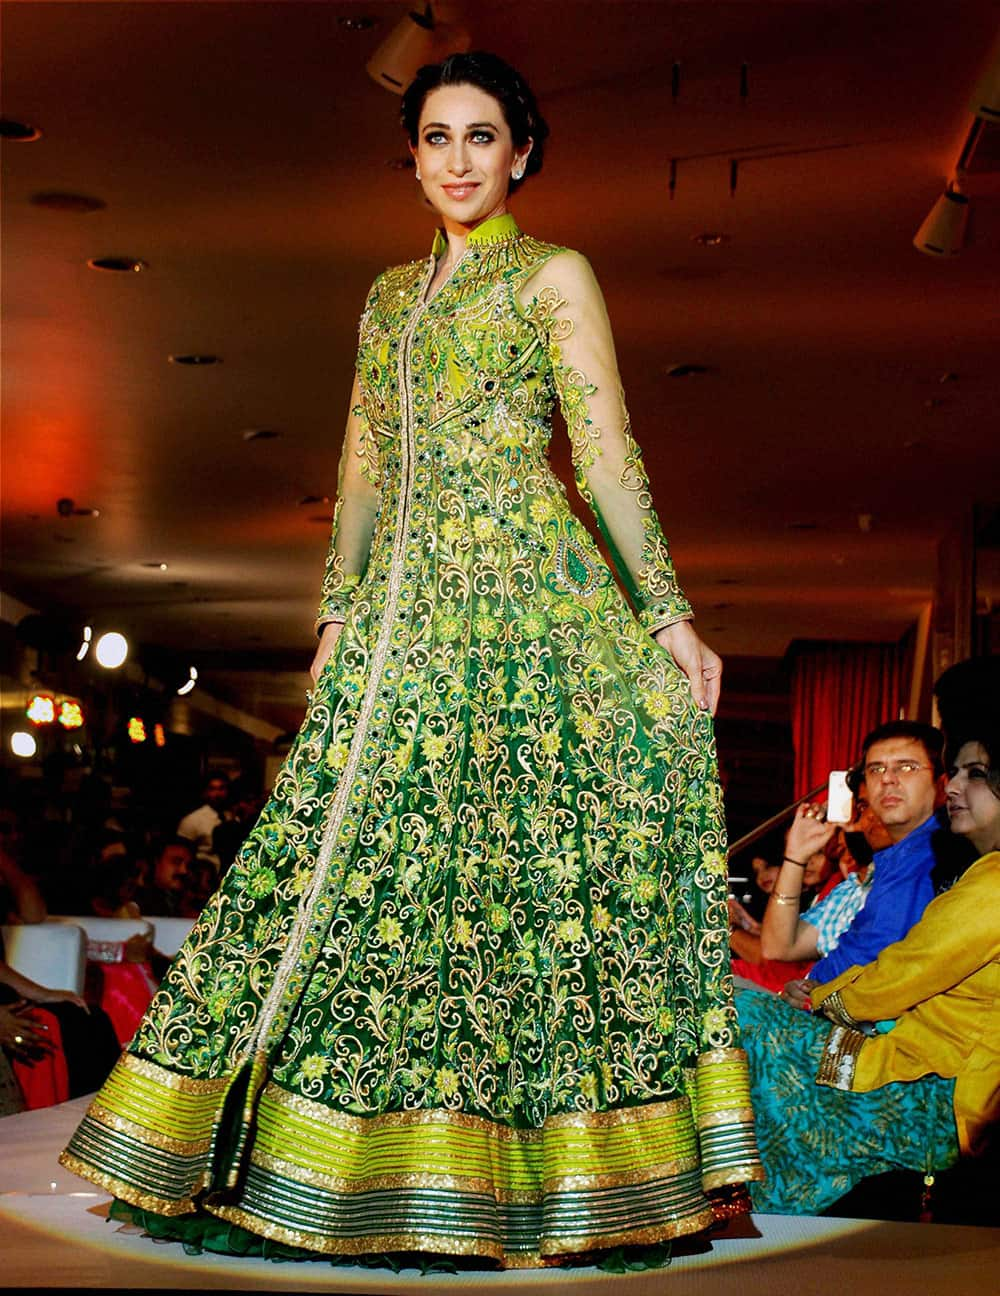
[[790, 641, 905, 798]]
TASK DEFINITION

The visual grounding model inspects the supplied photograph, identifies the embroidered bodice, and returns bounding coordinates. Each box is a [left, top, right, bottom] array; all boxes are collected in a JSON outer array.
[[316, 213, 692, 637]]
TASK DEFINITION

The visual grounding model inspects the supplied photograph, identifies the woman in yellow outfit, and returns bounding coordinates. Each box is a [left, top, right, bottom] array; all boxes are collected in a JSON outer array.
[[738, 722, 999, 1214]]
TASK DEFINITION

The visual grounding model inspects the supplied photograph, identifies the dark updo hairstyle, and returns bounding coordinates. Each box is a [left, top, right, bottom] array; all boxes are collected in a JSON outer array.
[[400, 51, 549, 195]]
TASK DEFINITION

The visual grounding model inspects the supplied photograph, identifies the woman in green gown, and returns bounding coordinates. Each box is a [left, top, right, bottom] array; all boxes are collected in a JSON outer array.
[[61, 52, 762, 1267]]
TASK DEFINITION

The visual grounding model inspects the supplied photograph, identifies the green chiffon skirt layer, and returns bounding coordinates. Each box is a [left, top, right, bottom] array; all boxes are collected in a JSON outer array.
[[736, 989, 959, 1215], [109, 1200, 674, 1274]]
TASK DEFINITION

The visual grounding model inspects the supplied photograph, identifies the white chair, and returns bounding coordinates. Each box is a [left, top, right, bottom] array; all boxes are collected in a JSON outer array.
[[48, 915, 153, 964], [1, 921, 87, 995], [146, 916, 195, 959]]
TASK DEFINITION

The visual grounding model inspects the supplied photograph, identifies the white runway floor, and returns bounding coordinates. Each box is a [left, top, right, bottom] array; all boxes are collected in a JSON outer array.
[[2, 1097, 999, 1294]]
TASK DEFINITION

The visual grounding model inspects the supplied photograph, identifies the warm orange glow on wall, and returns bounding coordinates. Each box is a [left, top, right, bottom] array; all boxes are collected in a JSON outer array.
[[57, 700, 85, 729], [26, 695, 56, 724], [153, 723, 166, 748], [127, 716, 147, 744]]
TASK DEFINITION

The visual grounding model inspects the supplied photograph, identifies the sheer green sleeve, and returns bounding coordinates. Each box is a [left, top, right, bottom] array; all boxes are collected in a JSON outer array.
[[314, 370, 380, 636], [523, 251, 693, 633]]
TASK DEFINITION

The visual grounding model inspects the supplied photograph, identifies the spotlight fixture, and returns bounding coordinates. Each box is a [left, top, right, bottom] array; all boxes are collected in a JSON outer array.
[[142, 561, 169, 570], [0, 117, 42, 142], [338, 14, 378, 30], [241, 428, 281, 441], [366, 2, 470, 94], [10, 731, 38, 759], [170, 354, 220, 366], [177, 666, 198, 696], [913, 183, 969, 257], [87, 256, 147, 273], [665, 363, 712, 378], [56, 497, 101, 518], [691, 232, 731, 248], [94, 631, 129, 669], [970, 42, 1000, 120]]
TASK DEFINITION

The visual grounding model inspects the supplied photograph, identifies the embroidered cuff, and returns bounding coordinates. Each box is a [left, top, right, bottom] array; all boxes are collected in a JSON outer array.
[[641, 593, 695, 636], [817, 1024, 866, 1090]]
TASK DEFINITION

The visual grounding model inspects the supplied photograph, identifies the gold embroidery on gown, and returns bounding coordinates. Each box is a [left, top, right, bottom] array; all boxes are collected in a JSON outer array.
[[61, 214, 762, 1265]]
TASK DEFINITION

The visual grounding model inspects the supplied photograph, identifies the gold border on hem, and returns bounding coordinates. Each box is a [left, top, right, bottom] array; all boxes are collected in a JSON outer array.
[[703, 1164, 766, 1190], [87, 1102, 212, 1156], [119, 1052, 231, 1095], [57, 1151, 197, 1217], [205, 1197, 719, 1270], [251, 1148, 703, 1201], [263, 1081, 690, 1139]]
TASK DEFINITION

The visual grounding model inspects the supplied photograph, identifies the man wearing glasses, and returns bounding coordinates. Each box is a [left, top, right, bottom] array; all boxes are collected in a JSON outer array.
[[764, 721, 950, 1007]]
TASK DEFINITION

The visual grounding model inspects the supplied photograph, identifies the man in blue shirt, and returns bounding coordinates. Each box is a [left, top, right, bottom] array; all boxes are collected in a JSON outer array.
[[761, 720, 946, 1006]]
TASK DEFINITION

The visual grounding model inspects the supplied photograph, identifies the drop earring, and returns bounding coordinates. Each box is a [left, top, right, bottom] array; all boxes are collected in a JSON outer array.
[[512, 165, 524, 180], [415, 167, 422, 180]]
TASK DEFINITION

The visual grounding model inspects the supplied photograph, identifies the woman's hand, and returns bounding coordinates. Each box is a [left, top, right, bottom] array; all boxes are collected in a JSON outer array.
[[0, 1002, 53, 1059], [780, 977, 819, 1010], [785, 803, 836, 867], [654, 621, 723, 715], [310, 621, 344, 685], [24, 985, 90, 1012]]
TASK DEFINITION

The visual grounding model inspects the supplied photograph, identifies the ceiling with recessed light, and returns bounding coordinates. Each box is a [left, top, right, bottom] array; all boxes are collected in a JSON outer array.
[[2, 0, 999, 730]]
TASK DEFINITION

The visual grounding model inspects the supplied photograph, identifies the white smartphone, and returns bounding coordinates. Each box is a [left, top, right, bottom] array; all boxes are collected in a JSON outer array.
[[827, 770, 853, 824]]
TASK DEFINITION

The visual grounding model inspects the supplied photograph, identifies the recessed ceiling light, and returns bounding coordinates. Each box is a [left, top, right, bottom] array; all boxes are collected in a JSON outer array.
[[88, 256, 147, 272], [338, 15, 378, 29], [298, 494, 332, 505], [56, 497, 100, 518], [387, 156, 416, 170], [691, 232, 731, 247], [242, 428, 281, 441], [32, 191, 106, 213], [0, 117, 42, 141], [142, 562, 169, 571], [665, 363, 712, 378], [170, 354, 220, 366]]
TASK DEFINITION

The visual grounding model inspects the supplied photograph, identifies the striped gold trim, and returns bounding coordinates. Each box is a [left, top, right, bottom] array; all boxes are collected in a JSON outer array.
[[119, 1052, 231, 1095], [262, 1080, 688, 1139], [56, 1151, 198, 1217], [86, 1102, 212, 1157], [205, 1199, 718, 1267]]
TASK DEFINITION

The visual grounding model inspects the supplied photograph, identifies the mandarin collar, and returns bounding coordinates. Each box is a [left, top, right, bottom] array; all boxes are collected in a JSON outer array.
[[430, 212, 521, 259]]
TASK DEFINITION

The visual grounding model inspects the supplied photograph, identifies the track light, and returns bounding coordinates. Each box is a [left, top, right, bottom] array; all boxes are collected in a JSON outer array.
[[366, 3, 470, 95], [913, 182, 969, 257], [177, 666, 198, 696], [970, 41, 1000, 120]]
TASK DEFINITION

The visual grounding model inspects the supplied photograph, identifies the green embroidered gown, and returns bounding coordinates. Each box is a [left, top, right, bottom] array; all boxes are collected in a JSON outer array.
[[62, 214, 762, 1267]]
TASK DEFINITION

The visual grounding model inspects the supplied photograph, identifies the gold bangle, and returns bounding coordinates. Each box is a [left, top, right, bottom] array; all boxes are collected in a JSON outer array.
[[771, 894, 800, 906]]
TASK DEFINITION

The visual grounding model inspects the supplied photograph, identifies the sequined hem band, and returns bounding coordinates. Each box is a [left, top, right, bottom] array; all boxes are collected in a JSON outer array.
[[61, 1050, 762, 1267]]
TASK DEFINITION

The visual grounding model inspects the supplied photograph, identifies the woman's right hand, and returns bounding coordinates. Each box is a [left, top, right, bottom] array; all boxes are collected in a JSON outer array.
[[0, 1001, 52, 1060], [310, 621, 344, 685], [784, 803, 836, 866]]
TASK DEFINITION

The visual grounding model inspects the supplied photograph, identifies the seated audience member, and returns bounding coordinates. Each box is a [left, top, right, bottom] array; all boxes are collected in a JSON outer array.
[[0, 955, 120, 1106], [731, 847, 837, 991], [737, 716, 999, 1218], [132, 837, 194, 917], [0, 806, 47, 924], [211, 778, 260, 878], [177, 772, 229, 876], [763, 720, 948, 1007], [178, 857, 216, 919]]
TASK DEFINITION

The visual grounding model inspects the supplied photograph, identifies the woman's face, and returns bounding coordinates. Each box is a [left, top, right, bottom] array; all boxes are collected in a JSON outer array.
[[946, 742, 1000, 854], [410, 83, 531, 235]]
